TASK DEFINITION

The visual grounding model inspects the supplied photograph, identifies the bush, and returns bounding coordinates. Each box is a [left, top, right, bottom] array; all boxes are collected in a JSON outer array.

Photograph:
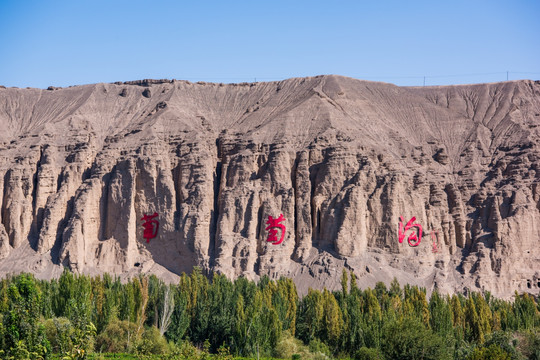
[[172, 340, 199, 359], [135, 326, 168, 355], [95, 319, 138, 353], [381, 317, 451, 360], [526, 331, 540, 360], [274, 331, 308, 359], [354, 347, 384, 360], [468, 344, 511, 360], [43, 317, 94, 358], [274, 331, 334, 360], [43, 317, 73, 354], [483, 331, 521, 359], [68, 322, 96, 359], [454, 339, 475, 360], [216, 343, 233, 360], [516, 330, 540, 360], [308, 338, 331, 357]]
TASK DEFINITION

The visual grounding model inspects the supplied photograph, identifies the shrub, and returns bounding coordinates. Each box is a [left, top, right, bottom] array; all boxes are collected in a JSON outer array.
[[483, 331, 521, 359], [354, 347, 384, 360], [516, 330, 540, 360], [308, 338, 331, 357], [274, 331, 308, 359], [381, 317, 451, 360], [95, 319, 138, 353], [173, 340, 199, 359], [135, 326, 168, 355], [43, 317, 73, 354], [468, 344, 511, 360]]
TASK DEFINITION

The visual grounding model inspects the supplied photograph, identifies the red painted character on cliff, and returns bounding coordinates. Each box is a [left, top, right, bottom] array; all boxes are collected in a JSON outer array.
[[265, 214, 286, 245], [141, 212, 159, 243], [398, 216, 422, 247]]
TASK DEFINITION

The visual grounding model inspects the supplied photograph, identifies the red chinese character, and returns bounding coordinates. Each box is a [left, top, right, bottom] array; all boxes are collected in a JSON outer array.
[[141, 212, 159, 243], [265, 214, 286, 245], [398, 216, 422, 247], [431, 230, 440, 253]]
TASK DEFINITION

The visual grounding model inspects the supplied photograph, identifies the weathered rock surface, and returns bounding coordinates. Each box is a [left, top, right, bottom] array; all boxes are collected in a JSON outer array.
[[0, 75, 539, 298]]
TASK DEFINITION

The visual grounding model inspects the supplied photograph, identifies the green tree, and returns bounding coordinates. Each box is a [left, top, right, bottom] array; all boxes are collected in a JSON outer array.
[[166, 284, 189, 343], [321, 289, 343, 349], [389, 278, 402, 299], [381, 317, 451, 360], [188, 267, 210, 346], [429, 291, 453, 338], [274, 277, 298, 335], [341, 269, 348, 297], [374, 282, 388, 311], [344, 286, 366, 354], [465, 295, 484, 344], [514, 292, 539, 330], [55, 269, 75, 317], [232, 293, 248, 354], [207, 273, 235, 351], [296, 288, 324, 344], [474, 293, 493, 337], [362, 288, 382, 349], [2, 274, 50, 358]]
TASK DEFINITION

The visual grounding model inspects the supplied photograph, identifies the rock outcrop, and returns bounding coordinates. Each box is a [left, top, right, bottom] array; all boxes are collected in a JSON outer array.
[[0, 75, 539, 298]]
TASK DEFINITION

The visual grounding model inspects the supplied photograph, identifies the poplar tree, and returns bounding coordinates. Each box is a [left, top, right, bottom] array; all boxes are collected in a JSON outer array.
[[429, 291, 453, 338], [389, 277, 402, 299], [91, 276, 106, 332], [232, 293, 248, 354], [207, 273, 235, 350], [189, 267, 210, 345], [166, 285, 189, 343], [345, 286, 366, 352], [297, 288, 324, 343], [340, 269, 348, 297], [474, 293, 492, 337], [514, 292, 539, 330], [450, 294, 464, 329], [350, 271, 358, 295], [465, 296, 484, 344], [322, 289, 343, 348], [363, 288, 382, 349], [274, 277, 297, 335]]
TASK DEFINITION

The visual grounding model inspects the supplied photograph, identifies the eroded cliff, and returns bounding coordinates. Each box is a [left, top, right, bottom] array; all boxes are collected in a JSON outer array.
[[0, 75, 538, 298]]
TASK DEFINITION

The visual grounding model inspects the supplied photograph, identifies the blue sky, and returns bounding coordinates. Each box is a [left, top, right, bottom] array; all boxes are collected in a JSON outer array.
[[0, 0, 539, 88]]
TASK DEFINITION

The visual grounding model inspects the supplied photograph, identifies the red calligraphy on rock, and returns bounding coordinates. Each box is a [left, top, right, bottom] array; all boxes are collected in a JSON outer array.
[[265, 214, 286, 245], [141, 212, 159, 243], [398, 216, 422, 247]]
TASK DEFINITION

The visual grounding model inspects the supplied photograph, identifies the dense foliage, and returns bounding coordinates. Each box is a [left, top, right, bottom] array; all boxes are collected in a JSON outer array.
[[0, 269, 538, 359]]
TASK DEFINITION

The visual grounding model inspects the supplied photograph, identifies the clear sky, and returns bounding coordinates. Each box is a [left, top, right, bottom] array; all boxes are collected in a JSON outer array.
[[0, 0, 539, 88]]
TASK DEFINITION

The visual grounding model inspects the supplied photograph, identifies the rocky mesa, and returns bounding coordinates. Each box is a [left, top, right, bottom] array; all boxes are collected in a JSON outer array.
[[0, 75, 539, 299]]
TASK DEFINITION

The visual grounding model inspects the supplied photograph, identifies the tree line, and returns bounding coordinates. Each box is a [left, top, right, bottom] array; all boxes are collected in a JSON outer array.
[[0, 268, 538, 359]]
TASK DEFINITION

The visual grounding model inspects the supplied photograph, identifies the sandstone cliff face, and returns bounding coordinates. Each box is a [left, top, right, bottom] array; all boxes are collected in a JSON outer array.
[[0, 76, 538, 298]]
